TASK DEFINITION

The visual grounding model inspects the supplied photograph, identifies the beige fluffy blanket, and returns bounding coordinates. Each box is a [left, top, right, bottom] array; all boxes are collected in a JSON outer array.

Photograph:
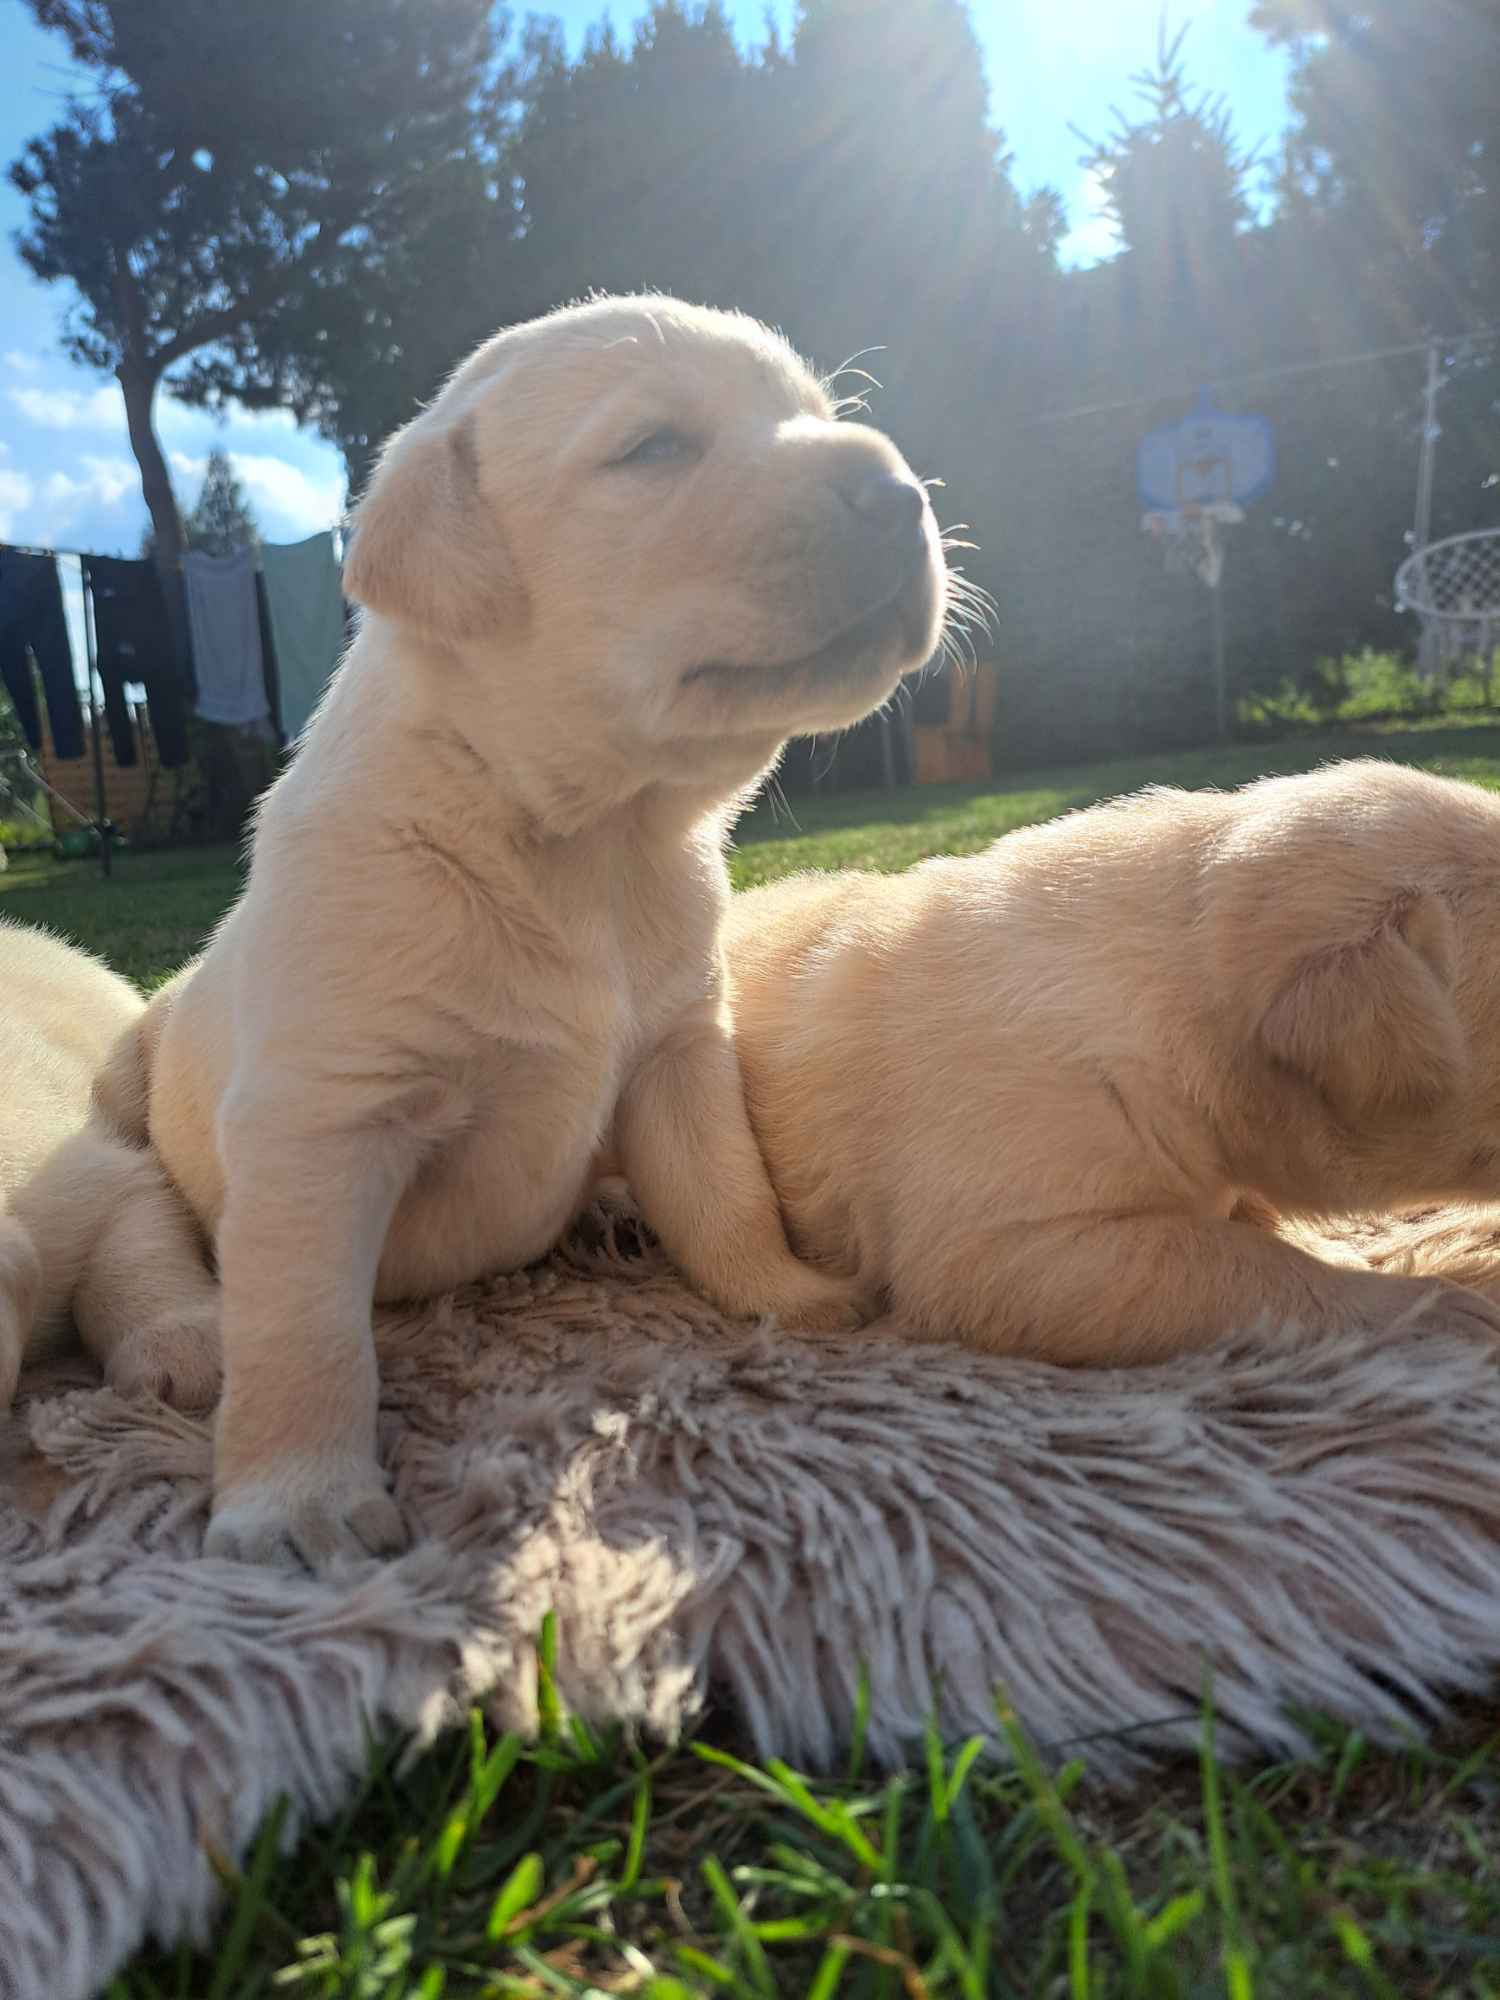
[[6, 1204, 1500, 2000]]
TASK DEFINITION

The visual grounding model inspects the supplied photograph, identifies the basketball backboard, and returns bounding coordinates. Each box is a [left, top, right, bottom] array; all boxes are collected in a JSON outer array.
[[1138, 393, 1275, 512]]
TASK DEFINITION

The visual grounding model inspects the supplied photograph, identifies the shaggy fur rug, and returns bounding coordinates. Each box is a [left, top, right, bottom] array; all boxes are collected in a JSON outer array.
[[6, 1203, 1500, 2000]]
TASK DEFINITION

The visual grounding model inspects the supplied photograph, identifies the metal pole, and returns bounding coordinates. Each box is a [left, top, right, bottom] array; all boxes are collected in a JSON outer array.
[[1414, 338, 1441, 555], [878, 707, 896, 789], [1211, 578, 1227, 742], [80, 563, 112, 880]]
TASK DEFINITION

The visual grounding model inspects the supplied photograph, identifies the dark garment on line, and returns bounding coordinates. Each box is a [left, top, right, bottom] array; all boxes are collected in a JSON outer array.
[[0, 548, 84, 760], [254, 567, 284, 742], [82, 556, 194, 769]]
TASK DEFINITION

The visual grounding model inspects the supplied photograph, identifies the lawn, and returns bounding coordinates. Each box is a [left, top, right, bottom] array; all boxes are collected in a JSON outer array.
[[13, 714, 1500, 985], [11, 720, 1500, 1997]]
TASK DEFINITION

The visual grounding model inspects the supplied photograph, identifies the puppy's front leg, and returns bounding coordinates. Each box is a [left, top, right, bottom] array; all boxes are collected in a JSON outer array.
[[205, 1084, 451, 1568], [618, 1005, 866, 1332]]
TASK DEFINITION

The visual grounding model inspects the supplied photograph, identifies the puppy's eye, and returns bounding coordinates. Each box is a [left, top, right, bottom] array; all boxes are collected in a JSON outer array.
[[614, 427, 700, 468]]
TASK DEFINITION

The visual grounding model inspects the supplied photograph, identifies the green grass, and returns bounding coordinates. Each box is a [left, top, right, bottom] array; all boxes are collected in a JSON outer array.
[[15, 717, 1500, 987], [12, 720, 1500, 1995], [0, 842, 245, 989], [731, 714, 1500, 886], [114, 1675, 1500, 1999]]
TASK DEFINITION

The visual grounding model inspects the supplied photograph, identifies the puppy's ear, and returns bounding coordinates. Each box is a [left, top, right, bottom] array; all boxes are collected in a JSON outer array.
[[343, 414, 517, 641], [1258, 890, 1465, 1123]]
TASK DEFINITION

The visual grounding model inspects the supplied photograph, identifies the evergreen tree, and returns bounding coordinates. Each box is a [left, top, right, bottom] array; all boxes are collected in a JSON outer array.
[[183, 449, 261, 559], [1253, 0, 1500, 332], [140, 448, 262, 559]]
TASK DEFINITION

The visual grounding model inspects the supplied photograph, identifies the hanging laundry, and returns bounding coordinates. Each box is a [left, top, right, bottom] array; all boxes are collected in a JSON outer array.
[[183, 549, 270, 728], [259, 531, 346, 743], [82, 556, 194, 769], [253, 568, 284, 741], [0, 549, 85, 760]]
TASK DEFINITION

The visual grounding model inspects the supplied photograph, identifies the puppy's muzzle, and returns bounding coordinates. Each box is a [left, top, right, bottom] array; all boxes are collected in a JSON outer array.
[[842, 470, 927, 547]]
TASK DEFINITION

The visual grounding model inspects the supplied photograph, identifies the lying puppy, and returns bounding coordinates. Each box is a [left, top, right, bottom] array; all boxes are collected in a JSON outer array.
[[0, 919, 218, 1409], [724, 759, 1500, 1364], [137, 295, 946, 1566]]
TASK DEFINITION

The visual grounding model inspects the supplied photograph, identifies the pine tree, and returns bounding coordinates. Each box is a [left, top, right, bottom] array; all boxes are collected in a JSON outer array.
[[183, 449, 260, 559], [139, 447, 261, 559]]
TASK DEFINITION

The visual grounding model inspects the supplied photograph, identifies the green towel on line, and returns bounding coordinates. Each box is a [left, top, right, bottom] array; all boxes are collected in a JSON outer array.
[[259, 531, 346, 743]]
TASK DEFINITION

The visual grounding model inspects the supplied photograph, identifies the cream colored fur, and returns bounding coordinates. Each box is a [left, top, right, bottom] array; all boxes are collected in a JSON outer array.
[[724, 759, 1500, 1363], [136, 295, 945, 1567], [0, 918, 219, 1409]]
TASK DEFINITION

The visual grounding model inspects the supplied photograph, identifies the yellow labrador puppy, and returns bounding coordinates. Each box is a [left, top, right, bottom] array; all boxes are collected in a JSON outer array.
[[724, 760, 1500, 1364], [136, 296, 946, 1567], [0, 919, 218, 1409]]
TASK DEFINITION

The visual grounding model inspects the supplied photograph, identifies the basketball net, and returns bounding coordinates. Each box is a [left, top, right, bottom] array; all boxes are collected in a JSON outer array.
[[1141, 500, 1244, 590]]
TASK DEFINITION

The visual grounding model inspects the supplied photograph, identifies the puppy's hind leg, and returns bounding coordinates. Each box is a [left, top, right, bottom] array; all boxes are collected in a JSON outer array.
[[0, 1213, 41, 1410], [893, 1210, 1500, 1365], [73, 1145, 222, 1411], [0, 1125, 218, 1409], [617, 1004, 870, 1332]]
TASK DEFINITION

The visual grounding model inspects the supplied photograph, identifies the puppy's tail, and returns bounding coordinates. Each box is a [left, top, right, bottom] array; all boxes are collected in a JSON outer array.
[[0, 1210, 41, 1412]]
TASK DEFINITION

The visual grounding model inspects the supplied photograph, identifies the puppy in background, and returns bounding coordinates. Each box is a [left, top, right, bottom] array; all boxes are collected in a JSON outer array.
[[725, 760, 1500, 1364], [0, 919, 218, 1410], [137, 295, 947, 1568]]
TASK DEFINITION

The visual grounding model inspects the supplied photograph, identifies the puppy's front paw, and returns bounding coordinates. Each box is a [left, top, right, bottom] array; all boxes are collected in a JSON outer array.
[[205, 1459, 409, 1569], [106, 1306, 223, 1412]]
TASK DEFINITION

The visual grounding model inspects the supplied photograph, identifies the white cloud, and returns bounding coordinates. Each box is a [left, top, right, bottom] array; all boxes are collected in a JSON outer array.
[[9, 382, 125, 431], [171, 446, 343, 533], [3, 351, 43, 377], [4, 385, 343, 548], [154, 397, 222, 441], [230, 453, 345, 534], [1059, 165, 1120, 270], [42, 456, 139, 514], [7, 374, 300, 450], [0, 467, 35, 540]]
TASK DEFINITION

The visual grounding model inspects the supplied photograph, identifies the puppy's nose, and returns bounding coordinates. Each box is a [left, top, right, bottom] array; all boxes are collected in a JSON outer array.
[[843, 471, 926, 542]]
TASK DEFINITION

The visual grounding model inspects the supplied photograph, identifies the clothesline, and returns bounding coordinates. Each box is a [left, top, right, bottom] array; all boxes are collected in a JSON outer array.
[[1, 533, 342, 566], [2, 533, 349, 849], [17, 745, 97, 832], [4, 544, 94, 565]]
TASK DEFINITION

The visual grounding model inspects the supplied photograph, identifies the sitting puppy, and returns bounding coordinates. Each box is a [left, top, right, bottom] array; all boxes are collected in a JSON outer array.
[[0, 919, 218, 1409], [135, 295, 946, 1567], [724, 759, 1500, 1364]]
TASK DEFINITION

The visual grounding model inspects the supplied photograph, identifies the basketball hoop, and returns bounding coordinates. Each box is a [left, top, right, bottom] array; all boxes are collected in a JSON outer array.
[[1138, 393, 1273, 741], [1394, 527, 1500, 684]]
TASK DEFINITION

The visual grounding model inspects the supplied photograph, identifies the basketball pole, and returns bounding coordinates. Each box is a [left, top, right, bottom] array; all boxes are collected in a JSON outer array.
[[1210, 572, 1227, 742], [81, 567, 113, 880], [1414, 339, 1441, 556]]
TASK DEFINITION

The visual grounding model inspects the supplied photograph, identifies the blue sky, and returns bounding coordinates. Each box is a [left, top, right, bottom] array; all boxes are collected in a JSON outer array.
[[0, 0, 1291, 558]]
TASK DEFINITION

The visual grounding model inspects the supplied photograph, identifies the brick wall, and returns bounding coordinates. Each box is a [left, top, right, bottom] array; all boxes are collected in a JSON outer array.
[[35, 691, 194, 844]]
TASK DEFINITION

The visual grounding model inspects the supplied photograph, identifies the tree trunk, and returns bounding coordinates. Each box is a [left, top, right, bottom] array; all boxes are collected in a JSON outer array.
[[117, 362, 182, 571], [116, 358, 195, 688]]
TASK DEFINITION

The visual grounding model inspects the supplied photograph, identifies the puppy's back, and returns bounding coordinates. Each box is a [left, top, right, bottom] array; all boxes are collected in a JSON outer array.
[[0, 919, 142, 1192], [724, 788, 1232, 1303]]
